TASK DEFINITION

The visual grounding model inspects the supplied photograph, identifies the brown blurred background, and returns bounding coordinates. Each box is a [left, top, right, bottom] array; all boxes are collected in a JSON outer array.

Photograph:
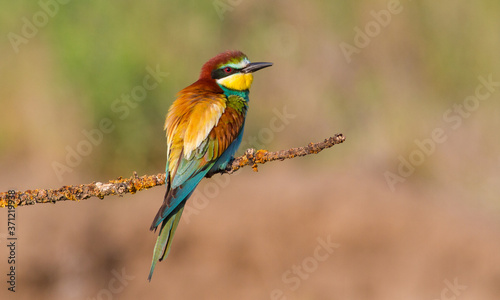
[[1, 0, 500, 299]]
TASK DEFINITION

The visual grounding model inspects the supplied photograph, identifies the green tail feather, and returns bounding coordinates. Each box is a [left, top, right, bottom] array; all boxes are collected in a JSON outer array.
[[148, 207, 184, 281]]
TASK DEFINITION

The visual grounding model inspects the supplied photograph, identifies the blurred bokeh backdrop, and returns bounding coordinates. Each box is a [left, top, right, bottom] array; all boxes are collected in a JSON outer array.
[[1, 0, 500, 299]]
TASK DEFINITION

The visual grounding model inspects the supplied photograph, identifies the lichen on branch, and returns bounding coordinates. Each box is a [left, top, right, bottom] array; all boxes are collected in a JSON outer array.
[[0, 134, 345, 207]]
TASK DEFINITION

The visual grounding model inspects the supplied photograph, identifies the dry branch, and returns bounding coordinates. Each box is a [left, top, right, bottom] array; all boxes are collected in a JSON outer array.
[[0, 134, 345, 207]]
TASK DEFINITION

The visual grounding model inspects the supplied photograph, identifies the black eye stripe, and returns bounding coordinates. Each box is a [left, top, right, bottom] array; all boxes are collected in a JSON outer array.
[[211, 67, 240, 79]]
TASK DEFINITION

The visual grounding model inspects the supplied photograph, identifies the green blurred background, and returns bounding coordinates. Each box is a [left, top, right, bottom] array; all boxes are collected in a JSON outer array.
[[1, 0, 500, 299]]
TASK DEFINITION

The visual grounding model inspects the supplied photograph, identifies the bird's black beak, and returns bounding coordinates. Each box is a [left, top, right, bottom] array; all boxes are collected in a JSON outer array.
[[241, 62, 273, 73]]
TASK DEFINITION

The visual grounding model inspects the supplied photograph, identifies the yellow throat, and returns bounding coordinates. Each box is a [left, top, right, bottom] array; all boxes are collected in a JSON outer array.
[[216, 73, 254, 91]]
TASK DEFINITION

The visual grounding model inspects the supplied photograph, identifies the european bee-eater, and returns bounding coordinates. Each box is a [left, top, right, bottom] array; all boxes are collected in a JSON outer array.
[[148, 50, 272, 281]]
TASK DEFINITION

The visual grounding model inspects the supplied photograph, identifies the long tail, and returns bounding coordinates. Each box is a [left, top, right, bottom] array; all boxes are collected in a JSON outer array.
[[148, 205, 185, 281]]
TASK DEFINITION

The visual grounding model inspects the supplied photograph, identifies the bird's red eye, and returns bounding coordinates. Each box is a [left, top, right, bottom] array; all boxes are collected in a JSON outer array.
[[224, 67, 232, 73]]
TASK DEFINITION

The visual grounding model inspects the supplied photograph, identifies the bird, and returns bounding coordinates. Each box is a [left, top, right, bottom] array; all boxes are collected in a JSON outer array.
[[148, 50, 272, 281]]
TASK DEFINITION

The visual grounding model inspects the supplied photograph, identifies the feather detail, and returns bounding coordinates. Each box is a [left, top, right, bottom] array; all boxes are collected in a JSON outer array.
[[183, 100, 225, 159], [148, 205, 184, 282]]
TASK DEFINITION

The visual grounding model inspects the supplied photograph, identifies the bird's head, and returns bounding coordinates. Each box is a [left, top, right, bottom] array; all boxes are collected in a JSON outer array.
[[200, 50, 272, 91]]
